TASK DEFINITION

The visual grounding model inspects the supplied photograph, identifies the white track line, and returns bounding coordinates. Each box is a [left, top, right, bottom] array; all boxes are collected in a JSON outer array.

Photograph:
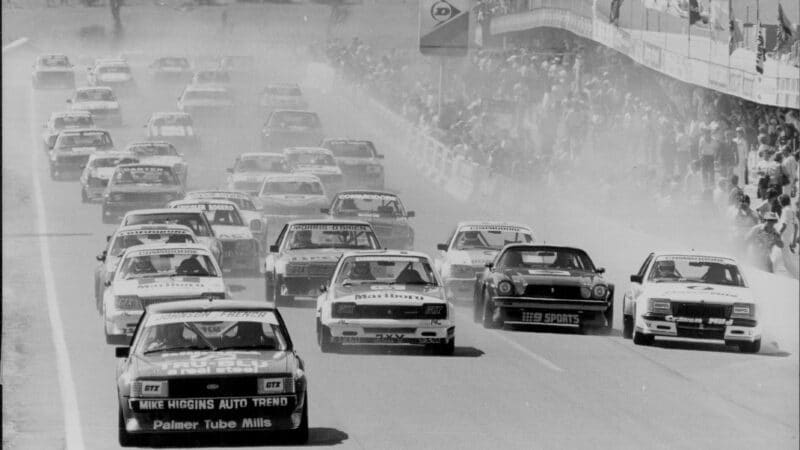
[[29, 86, 87, 450], [2, 37, 29, 53]]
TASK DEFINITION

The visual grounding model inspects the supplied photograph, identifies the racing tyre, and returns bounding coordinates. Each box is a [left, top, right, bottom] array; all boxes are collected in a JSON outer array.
[[118, 407, 146, 447], [436, 338, 455, 356], [284, 393, 309, 445], [622, 314, 633, 339], [482, 294, 500, 329], [602, 304, 614, 333], [737, 339, 761, 354], [317, 321, 338, 353]]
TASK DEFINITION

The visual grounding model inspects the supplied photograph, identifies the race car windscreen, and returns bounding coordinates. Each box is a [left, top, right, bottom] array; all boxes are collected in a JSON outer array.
[[497, 247, 595, 272], [109, 231, 195, 257], [261, 180, 323, 196], [267, 86, 302, 96], [333, 194, 405, 217], [91, 156, 138, 168], [76, 89, 115, 101], [268, 111, 321, 130], [647, 256, 746, 286], [56, 131, 112, 148], [118, 251, 219, 279], [325, 141, 375, 158], [286, 152, 336, 166], [453, 228, 533, 250], [40, 55, 69, 67], [194, 204, 244, 227], [184, 90, 232, 102], [196, 71, 231, 83], [236, 155, 287, 172], [130, 144, 179, 157], [157, 57, 189, 68], [134, 310, 287, 354], [124, 213, 212, 237], [111, 166, 179, 185], [285, 224, 379, 250], [54, 116, 92, 129], [335, 256, 438, 286], [98, 65, 130, 74]]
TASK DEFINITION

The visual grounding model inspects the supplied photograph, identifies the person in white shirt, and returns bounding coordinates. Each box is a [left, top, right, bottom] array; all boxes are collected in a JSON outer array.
[[778, 195, 799, 251]]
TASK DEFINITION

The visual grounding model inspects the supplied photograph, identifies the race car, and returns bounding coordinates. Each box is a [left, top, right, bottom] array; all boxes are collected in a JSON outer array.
[[435, 221, 534, 300], [184, 190, 269, 253], [261, 110, 323, 152], [257, 174, 329, 236], [218, 55, 255, 84], [225, 152, 289, 195], [265, 220, 381, 304], [94, 224, 198, 313], [320, 139, 385, 189], [622, 251, 761, 352], [316, 250, 455, 355], [114, 300, 308, 447], [119, 209, 223, 265], [124, 141, 189, 186], [177, 84, 234, 121], [42, 111, 94, 151], [259, 83, 308, 115], [168, 199, 260, 276], [322, 191, 415, 250], [31, 54, 75, 89], [190, 69, 232, 90], [473, 244, 613, 332], [80, 151, 139, 203], [144, 112, 200, 151], [67, 86, 122, 126], [148, 56, 193, 83], [283, 147, 343, 194], [101, 164, 185, 224], [101, 243, 227, 345], [49, 128, 115, 180], [87, 58, 136, 93]]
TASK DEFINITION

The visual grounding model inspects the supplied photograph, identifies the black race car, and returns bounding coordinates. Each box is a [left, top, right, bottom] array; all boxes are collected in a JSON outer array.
[[114, 300, 308, 446], [473, 244, 613, 332]]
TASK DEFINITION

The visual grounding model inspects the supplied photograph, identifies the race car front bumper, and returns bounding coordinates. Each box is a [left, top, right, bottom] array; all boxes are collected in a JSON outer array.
[[326, 318, 455, 345], [105, 307, 143, 344], [491, 296, 610, 326], [638, 313, 760, 342], [280, 275, 334, 299]]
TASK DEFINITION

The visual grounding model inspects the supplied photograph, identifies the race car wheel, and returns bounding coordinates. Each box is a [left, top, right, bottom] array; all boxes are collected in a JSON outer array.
[[631, 308, 654, 346], [473, 291, 483, 323], [317, 321, 338, 353], [118, 407, 146, 447], [81, 187, 89, 203], [49, 163, 59, 180], [622, 314, 633, 339], [265, 274, 275, 302], [436, 338, 455, 356], [603, 304, 614, 333], [737, 339, 761, 354], [284, 392, 309, 445], [482, 293, 500, 329]]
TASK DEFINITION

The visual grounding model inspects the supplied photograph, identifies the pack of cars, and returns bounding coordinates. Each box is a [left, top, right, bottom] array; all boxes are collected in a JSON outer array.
[[49, 128, 115, 180]]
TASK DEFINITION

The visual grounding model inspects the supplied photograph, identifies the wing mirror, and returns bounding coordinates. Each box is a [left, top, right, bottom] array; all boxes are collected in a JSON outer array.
[[320, 208, 330, 214], [436, 243, 448, 251], [406, 211, 415, 218], [96, 251, 107, 261], [104, 280, 112, 287], [485, 262, 494, 269], [630, 274, 643, 283], [319, 283, 328, 293], [269, 245, 279, 253], [106, 235, 112, 242], [115, 347, 130, 358], [596, 267, 606, 274]]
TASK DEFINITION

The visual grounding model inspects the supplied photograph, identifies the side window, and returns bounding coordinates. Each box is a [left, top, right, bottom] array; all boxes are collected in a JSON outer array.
[[273, 225, 288, 249], [445, 227, 458, 251], [637, 253, 655, 278]]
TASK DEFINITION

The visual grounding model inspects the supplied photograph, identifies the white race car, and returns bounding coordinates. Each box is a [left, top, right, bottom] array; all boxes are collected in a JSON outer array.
[[226, 152, 289, 195], [144, 112, 200, 151], [124, 141, 189, 186], [87, 58, 136, 93], [316, 250, 455, 355], [622, 251, 761, 353], [79, 151, 138, 203], [435, 221, 534, 300], [284, 147, 344, 195], [102, 243, 227, 345], [258, 173, 329, 237], [67, 86, 122, 126], [185, 190, 269, 252]]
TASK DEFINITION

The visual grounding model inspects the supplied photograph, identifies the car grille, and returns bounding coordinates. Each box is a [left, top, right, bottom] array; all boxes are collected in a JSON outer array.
[[307, 263, 336, 276], [363, 327, 417, 334], [116, 192, 169, 203], [675, 326, 726, 340], [671, 302, 732, 319], [354, 305, 424, 319], [57, 154, 91, 165], [168, 376, 261, 398], [523, 285, 583, 299]]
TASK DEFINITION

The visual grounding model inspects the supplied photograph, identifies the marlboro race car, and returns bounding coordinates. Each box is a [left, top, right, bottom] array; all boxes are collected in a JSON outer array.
[[259, 83, 308, 115], [323, 191, 415, 250], [473, 244, 614, 332], [80, 151, 139, 203], [101, 164, 185, 224], [148, 56, 193, 83], [42, 111, 94, 150], [435, 221, 534, 300], [102, 243, 228, 345], [265, 220, 381, 304], [114, 301, 308, 446], [316, 250, 455, 355], [261, 110, 323, 152], [68, 86, 122, 126], [283, 147, 343, 194], [145, 112, 200, 152], [257, 174, 329, 236], [31, 54, 75, 89], [120, 209, 223, 265], [125, 141, 189, 186], [168, 199, 261, 276], [226, 152, 289, 195], [49, 128, 115, 180], [94, 224, 198, 313], [87, 58, 136, 93], [185, 190, 269, 252], [622, 251, 761, 352], [320, 139, 385, 189]]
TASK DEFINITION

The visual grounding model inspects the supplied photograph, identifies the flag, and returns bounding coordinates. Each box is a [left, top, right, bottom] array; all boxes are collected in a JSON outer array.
[[609, 0, 623, 26], [729, 1, 743, 54], [775, 3, 796, 51], [756, 22, 765, 74], [689, 0, 702, 25]]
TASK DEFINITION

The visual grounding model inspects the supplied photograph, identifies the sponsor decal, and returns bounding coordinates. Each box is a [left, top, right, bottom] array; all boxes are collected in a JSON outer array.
[[337, 193, 398, 201], [129, 248, 205, 256], [157, 352, 271, 375], [257, 378, 283, 394], [133, 396, 290, 411], [353, 292, 424, 301], [118, 229, 192, 237], [657, 255, 735, 264], [354, 256, 420, 263], [192, 192, 245, 200], [461, 225, 530, 232], [291, 224, 370, 231], [527, 269, 571, 276], [141, 381, 166, 396], [368, 285, 407, 291], [665, 315, 733, 325], [174, 203, 235, 211], [521, 311, 580, 325], [136, 279, 206, 289], [117, 166, 170, 174], [661, 289, 736, 298], [151, 418, 273, 431], [149, 311, 278, 325]]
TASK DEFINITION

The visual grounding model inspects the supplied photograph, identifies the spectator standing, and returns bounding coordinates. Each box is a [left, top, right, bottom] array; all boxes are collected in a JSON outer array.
[[733, 127, 751, 183], [698, 126, 718, 187], [778, 195, 798, 251], [781, 147, 798, 197], [717, 130, 738, 180], [745, 212, 784, 273], [728, 174, 744, 206]]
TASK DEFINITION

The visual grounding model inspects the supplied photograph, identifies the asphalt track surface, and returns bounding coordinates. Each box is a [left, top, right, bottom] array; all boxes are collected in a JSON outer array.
[[2, 6, 799, 450]]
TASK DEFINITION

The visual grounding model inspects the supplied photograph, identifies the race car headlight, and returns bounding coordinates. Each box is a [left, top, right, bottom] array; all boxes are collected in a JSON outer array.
[[592, 285, 607, 299], [114, 295, 140, 310], [332, 302, 356, 318], [365, 164, 383, 174], [647, 298, 672, 314], [731, 303, 755, 318], [131, 380, 168, 398], [249, 220, 262, 232], [496, 281, 514, 296], [580, 287, 592, 299], [422, 303, 447, 319], [201, 292, 226, 300], [257, 377, 294, 394]]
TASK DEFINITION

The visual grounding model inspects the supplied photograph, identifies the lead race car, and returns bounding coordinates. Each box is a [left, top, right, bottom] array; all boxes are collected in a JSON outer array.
[[102, 243, 228, 345], [265, 220, 381, 304], [322, 191, 415, 250], [114, 300, 308, 446], [185, 190, 269, 252], [316, 250, 455, 355], [622, 251, 761, 352], [473, 244, 614, 332], [436, 221, 534, 300]]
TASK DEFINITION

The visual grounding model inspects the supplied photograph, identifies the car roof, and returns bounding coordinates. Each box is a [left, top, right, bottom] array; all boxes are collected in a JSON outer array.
[[51, 110, 91, 118], [39, 53, 69, 59], [322, 138, 374, 144], [334, 189, 398, 198], [146, 299, 276, 314], [126, 141, 175, 148], [185, 84, 229, 93], [170, 198, 239, 208], [339, 249, 431, 259], [455, 220, 534, 231], [650, 250, 738, 261], [286, 219, 373, 227], [239, 152, 284, 159], [283, 147, 332, 155], [262, 173, 321, 182], [124, 208, 206, 218], [117, 163, 172, 169]]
